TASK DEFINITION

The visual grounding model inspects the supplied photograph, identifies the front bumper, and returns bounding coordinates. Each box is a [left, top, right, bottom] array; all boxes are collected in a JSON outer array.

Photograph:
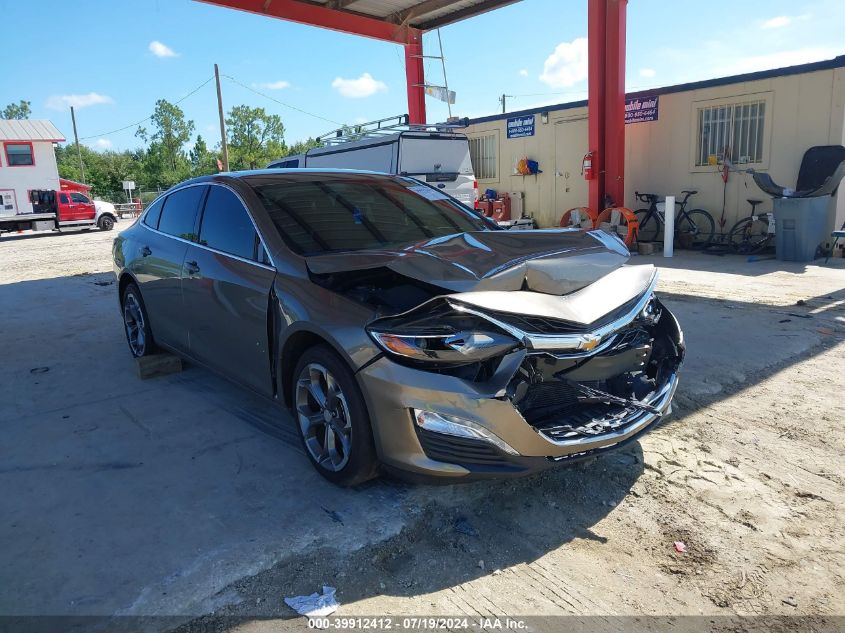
[[357, 307, 682, 480]]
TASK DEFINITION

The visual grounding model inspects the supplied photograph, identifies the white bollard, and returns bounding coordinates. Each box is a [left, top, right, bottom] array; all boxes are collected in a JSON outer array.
[[663, 195, 675, 257]]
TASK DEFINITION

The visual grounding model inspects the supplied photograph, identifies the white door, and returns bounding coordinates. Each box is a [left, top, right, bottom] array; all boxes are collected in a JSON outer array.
[[553, 118, 589, 223]]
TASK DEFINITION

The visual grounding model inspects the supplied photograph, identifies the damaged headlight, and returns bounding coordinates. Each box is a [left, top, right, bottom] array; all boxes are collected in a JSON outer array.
[[369, 328, 517, 365], [367, 298, 520, 366]]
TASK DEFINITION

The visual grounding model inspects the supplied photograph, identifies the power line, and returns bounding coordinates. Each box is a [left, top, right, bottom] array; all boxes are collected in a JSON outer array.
[[78, 76, 215, 141], [222, 74, 343, 126]]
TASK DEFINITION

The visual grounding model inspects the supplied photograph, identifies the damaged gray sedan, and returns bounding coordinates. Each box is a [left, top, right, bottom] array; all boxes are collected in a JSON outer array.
[[113, 170, 684, 486]]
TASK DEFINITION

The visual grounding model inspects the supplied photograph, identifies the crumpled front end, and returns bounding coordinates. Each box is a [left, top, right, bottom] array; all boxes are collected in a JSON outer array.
[[357, 265, 685, 479]]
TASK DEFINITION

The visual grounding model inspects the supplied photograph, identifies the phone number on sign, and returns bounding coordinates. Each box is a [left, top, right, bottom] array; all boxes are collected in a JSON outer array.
[[308, 617, 472, 630]]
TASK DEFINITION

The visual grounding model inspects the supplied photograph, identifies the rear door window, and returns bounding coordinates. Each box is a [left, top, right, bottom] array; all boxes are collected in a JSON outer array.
[[143, 197, 165, 229], [198, 185, 259, 260], [158, 186, 206, 241]]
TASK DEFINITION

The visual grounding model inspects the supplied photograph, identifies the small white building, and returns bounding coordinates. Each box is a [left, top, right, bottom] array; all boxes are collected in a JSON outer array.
[[0, 120, 65, 217]]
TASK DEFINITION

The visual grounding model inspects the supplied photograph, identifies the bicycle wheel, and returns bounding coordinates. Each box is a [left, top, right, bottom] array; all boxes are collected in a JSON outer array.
[[728, 217, 772, 255], [634, 209, 660, 242], [676, 209, 715, 249]]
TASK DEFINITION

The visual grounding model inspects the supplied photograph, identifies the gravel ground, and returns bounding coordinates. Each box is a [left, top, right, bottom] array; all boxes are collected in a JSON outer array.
[[2, 228, 843, 630]]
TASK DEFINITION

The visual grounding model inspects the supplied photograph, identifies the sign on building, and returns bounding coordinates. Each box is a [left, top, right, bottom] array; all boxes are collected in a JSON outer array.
[[506, 114, 535, 138], [625, 96, 659, 124]]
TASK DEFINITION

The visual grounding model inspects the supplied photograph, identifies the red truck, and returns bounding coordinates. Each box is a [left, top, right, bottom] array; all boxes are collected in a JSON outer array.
[[0, 189, 99, 235]]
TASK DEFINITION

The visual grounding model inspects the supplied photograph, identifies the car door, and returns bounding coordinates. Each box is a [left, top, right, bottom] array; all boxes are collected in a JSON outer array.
[[70, 192, 96, 220], [57, 192, 73, 221], [134, 185, 207, 352], [181, 184, 276, 395]]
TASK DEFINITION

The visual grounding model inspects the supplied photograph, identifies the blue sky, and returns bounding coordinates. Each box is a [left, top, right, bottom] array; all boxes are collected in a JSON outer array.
[[2, 0, 844, 153]]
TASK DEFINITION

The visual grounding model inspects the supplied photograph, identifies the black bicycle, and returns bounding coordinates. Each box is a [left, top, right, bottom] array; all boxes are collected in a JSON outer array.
[[634, 190, 716, 249], [728, 198, 775, 255]]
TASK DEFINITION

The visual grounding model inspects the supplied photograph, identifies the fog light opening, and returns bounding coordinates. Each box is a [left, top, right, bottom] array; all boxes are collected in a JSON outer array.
[[413, 409, 519, 455]]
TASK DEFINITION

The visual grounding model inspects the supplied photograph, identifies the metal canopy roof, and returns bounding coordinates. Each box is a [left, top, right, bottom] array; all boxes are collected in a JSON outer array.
[[311, 0, 519, 30], [197, 0, 521, 36], [0, 119, 65, 142]]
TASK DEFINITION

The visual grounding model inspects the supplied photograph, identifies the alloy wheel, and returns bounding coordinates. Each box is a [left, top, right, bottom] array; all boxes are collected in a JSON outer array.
[[295, 363, 352, 472], [123, 292, 146, 356]]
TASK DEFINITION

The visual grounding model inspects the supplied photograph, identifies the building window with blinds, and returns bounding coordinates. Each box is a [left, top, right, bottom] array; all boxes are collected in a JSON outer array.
[[469, 134, 497, 180], [696, 100, 766, 166]]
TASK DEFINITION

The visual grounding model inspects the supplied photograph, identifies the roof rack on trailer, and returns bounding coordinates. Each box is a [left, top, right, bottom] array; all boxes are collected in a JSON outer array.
[[316, 114, 470, 145]]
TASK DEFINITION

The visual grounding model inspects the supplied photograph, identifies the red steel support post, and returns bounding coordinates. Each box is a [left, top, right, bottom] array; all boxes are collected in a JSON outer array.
[[604, 0, 627, 207], [404, 29, 426, 124], [587, 0, 607, 213]]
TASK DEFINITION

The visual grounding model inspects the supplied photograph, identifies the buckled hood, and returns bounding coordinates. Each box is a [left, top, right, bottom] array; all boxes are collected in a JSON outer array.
[[306, 229, 630, 295]]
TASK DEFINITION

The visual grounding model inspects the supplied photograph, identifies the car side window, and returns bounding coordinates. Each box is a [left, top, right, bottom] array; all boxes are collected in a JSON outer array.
[[70, 192, 90, 203], [143, 197, 165, 229], [158, 186, 206, 241], [199, 185, 260, 260], [59, 193, 69, 204]]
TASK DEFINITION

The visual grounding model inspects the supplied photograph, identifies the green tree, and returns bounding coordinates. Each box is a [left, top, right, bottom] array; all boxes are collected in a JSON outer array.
[[226, 105, 285, 170], [284, 136, 321, 156], [137, 99, 194, 186], [189, 135, 219, 176], [1, 100, 32, 119], [55, 144, 141, 199]]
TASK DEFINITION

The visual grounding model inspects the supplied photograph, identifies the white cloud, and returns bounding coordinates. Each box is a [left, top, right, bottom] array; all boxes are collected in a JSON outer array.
[[539, 37, 588, 88], [518, 69, 529, 77], [761, 16, 791, 29], [639, 68, 656, 78], [331, 72, 387, 98], [90, 138, 113, 151], [761, 14, 811, 29], [149, 40, 178, 58], [252, 80, 291, 90], [46, 92, 114, 110]]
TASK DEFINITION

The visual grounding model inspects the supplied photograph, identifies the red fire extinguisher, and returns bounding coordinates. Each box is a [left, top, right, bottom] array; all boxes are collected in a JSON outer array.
[[582, 151, 596, 180]]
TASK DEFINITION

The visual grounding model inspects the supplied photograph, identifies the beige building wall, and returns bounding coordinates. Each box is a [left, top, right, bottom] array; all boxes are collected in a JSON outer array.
[[465, 64, 845, 234]]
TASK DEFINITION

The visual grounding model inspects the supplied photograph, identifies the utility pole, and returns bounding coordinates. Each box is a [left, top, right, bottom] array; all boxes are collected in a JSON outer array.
[[70, 106, 85, 183], [499, 94, 513, 114], [214, 63, 230, 172]]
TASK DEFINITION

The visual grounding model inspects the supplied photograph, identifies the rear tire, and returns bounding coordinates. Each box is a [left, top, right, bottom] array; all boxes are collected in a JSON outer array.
[[121, 282, 156, 358], [728, 217, 772, 254], [291, 345, 378, 487]]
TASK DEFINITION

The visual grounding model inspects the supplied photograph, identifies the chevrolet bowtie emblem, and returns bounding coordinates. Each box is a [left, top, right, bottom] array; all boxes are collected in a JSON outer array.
[[578, 335, 601, 351]]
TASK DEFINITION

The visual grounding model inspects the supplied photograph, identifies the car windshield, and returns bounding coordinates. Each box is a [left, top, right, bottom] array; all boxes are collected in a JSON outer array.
[[248, 173, 493, 255]]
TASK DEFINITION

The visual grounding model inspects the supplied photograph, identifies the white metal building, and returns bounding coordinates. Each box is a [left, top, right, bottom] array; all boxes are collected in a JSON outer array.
[[0, 120, 65, 217], [464, 56, 845, 233]]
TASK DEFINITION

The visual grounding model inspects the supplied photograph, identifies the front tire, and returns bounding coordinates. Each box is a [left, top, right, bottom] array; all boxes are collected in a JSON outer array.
[[121, 282, 156, 358], [677, 209, 715, 249], [635, 209, 660, 242], [98, 215, 115, 231], [291, 345, 378, 486]]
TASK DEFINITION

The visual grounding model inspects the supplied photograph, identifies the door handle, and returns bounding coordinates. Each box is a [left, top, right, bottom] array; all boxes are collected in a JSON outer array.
[[185, 260, 200, 275], [141, 246, 152, 257]]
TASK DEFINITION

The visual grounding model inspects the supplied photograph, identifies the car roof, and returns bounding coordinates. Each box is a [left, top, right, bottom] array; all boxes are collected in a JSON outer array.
[[223, 168, 389, 177]]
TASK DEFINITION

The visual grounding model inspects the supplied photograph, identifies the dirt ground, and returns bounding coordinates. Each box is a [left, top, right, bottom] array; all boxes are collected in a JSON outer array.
[[1, 226, 843, 631]]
